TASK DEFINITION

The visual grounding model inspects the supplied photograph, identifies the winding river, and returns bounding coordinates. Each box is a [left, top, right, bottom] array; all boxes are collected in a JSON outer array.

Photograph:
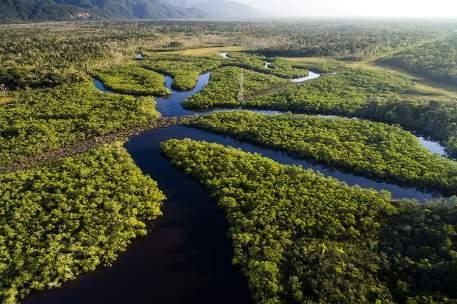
[[26, 66, 448, 304], [290, 70, 321, 83]]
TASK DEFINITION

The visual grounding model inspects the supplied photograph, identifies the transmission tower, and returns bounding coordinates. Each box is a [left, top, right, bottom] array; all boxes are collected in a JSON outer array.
[[238, 71, 245, 102]]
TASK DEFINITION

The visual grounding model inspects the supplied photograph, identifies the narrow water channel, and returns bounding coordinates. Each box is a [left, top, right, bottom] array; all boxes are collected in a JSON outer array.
[[93, 78, 112, 92], [154, 71, 449, 157], [26, 66, 449, 304], [92, 70, 448, 195], [90, 61, 453, 159], [417, 136, 448, 156], [290, 70, 321, 82], [156, 73, 209, 117]]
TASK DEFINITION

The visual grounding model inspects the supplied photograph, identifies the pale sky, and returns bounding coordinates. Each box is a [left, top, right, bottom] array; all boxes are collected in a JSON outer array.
[[237, 0, 457, 18]]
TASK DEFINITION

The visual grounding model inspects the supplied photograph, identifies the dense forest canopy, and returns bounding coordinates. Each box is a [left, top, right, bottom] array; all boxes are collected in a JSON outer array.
[[186, 111, 457, 195], [1, 20, 457, 304], [0, 144, 165, 303], [219, 52, 310, 79], [0, 82, 160, 168], [0, 20, 454, 90], [185, 65, 415, 111], [382, 34, 457, 86], [251, 21, 450, 60], [161, 138, 457, 303], [178, 60, 454, 159], [93, 65, 171, 96], [184, 66, 289, 109], [141, 54, 223, 90]]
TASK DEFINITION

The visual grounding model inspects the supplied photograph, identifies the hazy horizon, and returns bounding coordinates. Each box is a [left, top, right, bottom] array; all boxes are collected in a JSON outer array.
[[235, 0, 457, 18]]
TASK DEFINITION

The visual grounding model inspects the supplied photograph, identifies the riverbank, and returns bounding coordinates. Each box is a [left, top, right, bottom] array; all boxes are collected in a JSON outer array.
[[0, 117, 180, 174], [8, 50, 457, 304]]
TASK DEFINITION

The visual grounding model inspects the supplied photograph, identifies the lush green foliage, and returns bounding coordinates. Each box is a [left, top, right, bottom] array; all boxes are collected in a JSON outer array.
[[0, 22, 202, 90], [0, 144, 165, 304], [2, 20, 457, 303], [253, 21, 445, 60], [361, 97, 457, 157], [269, 58, 310, 78], [161, 138, 396, 304], [141, 52, 310, 92], [380, 200, 457, 303], [187, 111, 457, 195], [1, 21, 450, 89], [181, 64, 415, 112], [0, 82, 160, 167], [228, 66, 457, 156], [94, 65, 170, 96], [278, 59, 345, 74], [162, 138, 457, 303], [0, 64, 86, 91], [382, 35, 457, 86], [0, 26, 116, 89], [246, 68, 414, 113], [141, 54, 222, 90], [183, 66, 288, 109], [225, 52, 309, 78]]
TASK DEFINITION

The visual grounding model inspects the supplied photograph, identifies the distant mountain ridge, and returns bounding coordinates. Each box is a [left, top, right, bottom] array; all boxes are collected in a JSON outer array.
[[167, 0, 264, 18], [0, 0, 207, 22], [0, 0, 264, 23]]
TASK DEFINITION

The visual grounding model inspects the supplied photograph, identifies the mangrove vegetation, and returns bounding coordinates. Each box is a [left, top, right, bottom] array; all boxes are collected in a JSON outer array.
[[0, 144, 165, 304], [187, 111, 457, 195], [381, 35, 457, 86], [2, 19, 457, 304], [184, 66, 288, 109], [0, 82, 160, 168], [93, 65, 171, 96], [161, 138, 457, 304]]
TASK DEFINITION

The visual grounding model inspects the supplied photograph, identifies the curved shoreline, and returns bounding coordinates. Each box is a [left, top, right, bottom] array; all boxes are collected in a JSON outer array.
[[24, 124, 440, 304], [24, 65, 450, 304], [93, 69, 449, 158]]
